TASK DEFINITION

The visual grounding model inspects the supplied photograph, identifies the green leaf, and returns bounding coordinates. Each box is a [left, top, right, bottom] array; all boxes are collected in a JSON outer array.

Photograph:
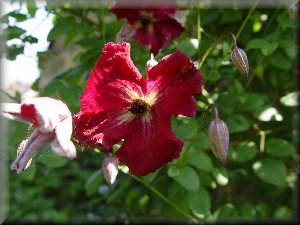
[[238, 201, 256, 220], [171, 165, 200, 191], [171, 117, 197, 140], [268, 50, 292, 70], [274, 206, 292, 220], [2, 26, 26, 40], [228, 142, 257, 163], [227, 114, 251, 133], [19, 165, 36, 181], [246, 38, 268, 50], [265, 138, 294, 158], [261, 42, 278, 56], [7, 11, 28, 22], [27, 0, 37, 17], [188, 187, 211, 218], [239, 92, 267, 113], [84, 170, 104, 196], [177, 38, 198, 57], [187, 149, 213, 172], [6, 44, 24, 60], [253, 158, 287, 187], [256, 203, 271, 219], [214, 203, 238, 221], [167, 165, 180, 177], [23, 35, 38, 44], [207, 70, 221, 81], [47, 17, 75, 41], [38, 150, 68, 168], [193, 132, 210, 149]]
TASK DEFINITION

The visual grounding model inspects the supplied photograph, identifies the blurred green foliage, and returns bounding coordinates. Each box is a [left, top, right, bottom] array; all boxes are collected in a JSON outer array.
[[1, 0, 298, 223]]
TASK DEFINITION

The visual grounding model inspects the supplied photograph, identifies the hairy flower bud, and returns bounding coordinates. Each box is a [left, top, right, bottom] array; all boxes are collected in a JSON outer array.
[[102, 155, 118, 185], [231, 46, 249, 78], [208, 108, 229, 163], [16, 139, 32, 170]]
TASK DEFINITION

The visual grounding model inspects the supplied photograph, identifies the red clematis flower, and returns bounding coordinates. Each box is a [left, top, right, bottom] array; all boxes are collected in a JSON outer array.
[[110, 0, 185, 56], [73, 42, 202, 176]]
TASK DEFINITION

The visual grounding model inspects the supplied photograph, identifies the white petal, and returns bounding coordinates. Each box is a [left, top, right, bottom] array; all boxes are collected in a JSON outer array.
[[51, 115, 76, 159], [0, 103, 23, 121], [11, 130, 54, 173], [21, 97, 71, 133]]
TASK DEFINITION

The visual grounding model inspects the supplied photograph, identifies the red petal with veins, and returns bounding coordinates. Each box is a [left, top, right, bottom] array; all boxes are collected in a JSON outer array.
[[115, 110, 184, 176], [74, 42, 202, 176], [134, 19, 184, 55], [74, 110, 137, 148], [147, 50, 202, 117], [80, 42, 146, 112]]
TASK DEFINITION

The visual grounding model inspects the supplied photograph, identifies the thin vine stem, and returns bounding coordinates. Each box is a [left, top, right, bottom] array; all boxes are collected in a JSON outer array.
[[0, 89, 19, 102], [121, 170, 199, 223], [234, 0, 260, 45], [178, 104, 214, 166], [198, 0, 259, 70]]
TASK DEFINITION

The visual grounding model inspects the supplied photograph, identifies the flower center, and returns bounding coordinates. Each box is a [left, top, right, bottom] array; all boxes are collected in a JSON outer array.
[[140, 15, 152, 27], [129, 99, 149, 116]]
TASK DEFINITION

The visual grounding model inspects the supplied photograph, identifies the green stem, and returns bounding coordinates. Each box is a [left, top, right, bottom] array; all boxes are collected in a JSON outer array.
[[198, 31, 235, 70], [234, 0, 260, 43], [0, 89, 19, 102], [122, 171, 199, 223], [178, 104, 214, 166], [197, 9, 201, 53]]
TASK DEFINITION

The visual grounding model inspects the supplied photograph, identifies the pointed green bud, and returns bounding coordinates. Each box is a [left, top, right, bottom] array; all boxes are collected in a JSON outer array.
[[231, 46, 249, 78], [207, 108, 229, 163], [102, 155, 118, 185]]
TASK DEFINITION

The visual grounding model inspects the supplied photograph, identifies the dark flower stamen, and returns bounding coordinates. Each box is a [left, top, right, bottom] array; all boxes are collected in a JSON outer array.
[[140, 15, 152, 27], [129, 99, 149, 116]]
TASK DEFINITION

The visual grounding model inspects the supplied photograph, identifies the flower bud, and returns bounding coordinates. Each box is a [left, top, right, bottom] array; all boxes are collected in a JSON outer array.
[[207, 108, 229, 163], [146, 58, 158, 71], [231, 46, 249, 78], [102, 155, 118, 185]]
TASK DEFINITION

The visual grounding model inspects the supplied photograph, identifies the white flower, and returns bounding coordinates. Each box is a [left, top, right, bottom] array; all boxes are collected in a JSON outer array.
[[1, 97, 76, 173]]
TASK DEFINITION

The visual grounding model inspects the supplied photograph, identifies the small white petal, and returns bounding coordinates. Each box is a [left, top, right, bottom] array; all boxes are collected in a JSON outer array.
[[51, 115, 76, 159], [0, 103, 23, 121]]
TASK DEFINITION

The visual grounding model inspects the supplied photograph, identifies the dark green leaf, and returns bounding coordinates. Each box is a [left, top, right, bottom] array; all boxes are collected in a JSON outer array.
[[229, 142, 257, 163], [38, 150, 68, 168], [84, 170, 104, 196], [227, 114, 251, 133], [253, 158, 287, 187], [214, 203, 238, 221], [187, 149, 213, 172], [265, 138, 294, 157], [171, 165, 200, 191], [188, 187, 211, 217], [177, 38, 198, 57]]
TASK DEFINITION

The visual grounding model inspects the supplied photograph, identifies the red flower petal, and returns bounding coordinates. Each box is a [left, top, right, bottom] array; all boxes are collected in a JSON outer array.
[[115, 109, 184, 176], [20, 104, 38, 127], [73, 110, 138, 148], [147, 50, 202, 117], [80, 42, 146, 113], [134, 19, 184, 55]]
